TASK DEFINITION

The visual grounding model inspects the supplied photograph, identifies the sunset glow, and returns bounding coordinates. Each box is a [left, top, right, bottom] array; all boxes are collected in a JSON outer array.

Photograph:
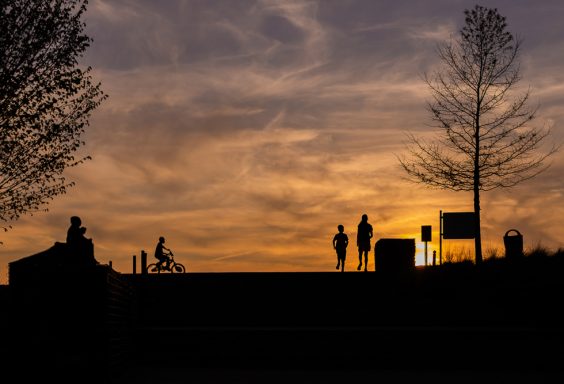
[[1, 0, 563, 281]]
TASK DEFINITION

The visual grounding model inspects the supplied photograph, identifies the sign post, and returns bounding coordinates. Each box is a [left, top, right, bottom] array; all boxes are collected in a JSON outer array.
[[421, 225, 432, 266]]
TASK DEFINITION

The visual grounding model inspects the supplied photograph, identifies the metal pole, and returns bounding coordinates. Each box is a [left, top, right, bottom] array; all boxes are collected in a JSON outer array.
[[133, 255, 137, 274], [439, 210, 443, 265], [141, 250, 147, 275], [424, 241, 428, 266]]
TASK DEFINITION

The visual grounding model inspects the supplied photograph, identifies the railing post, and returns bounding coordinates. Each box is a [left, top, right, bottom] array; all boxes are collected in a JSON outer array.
[[132, 255, 137, 274], [141, 250, 147, 275]]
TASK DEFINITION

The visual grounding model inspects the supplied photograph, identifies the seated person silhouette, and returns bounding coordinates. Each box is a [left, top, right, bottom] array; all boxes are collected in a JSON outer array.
[[66, 216, 97, 266], [154, 236, 172, 271]]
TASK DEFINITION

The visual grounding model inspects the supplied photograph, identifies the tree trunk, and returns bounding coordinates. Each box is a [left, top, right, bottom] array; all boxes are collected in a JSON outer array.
[[474, 188, 483, 264], [474, 85, 483, 264]]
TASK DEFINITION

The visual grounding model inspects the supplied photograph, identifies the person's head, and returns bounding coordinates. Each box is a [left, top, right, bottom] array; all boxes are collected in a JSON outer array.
[[361, 214, 368, 222], [159, 236, 165, 243], [70, 216, 81, 227], [337, 224, 344, 233]]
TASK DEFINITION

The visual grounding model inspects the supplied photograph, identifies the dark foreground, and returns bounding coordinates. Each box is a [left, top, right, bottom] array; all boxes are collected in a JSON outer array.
[[2, 255, 564, 383]]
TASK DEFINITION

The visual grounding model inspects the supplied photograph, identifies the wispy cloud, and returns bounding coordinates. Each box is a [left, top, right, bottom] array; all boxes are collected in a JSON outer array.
[[1, 0, 563, 280]]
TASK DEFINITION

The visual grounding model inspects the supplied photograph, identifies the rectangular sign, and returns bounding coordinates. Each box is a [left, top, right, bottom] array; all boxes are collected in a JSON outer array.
[[442, 212, 475, 239], [421, 225, 432, 242]]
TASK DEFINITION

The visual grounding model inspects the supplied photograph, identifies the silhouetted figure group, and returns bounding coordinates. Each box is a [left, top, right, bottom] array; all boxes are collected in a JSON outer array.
[[64, 218, 177, 273], [332, 214, 373, 272], [66, 216, 97, 266]]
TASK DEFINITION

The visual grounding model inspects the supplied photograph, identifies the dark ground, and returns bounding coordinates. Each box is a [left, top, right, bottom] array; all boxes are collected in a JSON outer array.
[[117, 367, 564, 384], [3, 255, 564, 383]]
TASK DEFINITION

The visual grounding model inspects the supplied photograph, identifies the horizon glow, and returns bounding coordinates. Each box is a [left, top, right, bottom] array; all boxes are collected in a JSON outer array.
[[1, 0, 563, 282]]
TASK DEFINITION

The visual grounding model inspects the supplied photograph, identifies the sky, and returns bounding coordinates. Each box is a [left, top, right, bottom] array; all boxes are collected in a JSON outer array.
[[1, 0, 564, 281]]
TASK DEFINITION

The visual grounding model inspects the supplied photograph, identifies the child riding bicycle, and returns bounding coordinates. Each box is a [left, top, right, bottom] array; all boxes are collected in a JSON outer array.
[[154, 236, 173, 271]]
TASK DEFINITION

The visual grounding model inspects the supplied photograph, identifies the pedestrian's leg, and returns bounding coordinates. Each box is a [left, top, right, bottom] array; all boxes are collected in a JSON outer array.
[[357, 250, 362, 270], [364, 251, 368, 271]]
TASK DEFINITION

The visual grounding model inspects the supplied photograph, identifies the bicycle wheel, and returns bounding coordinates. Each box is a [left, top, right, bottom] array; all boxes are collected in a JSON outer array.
[[171, 263, 186, 273], [147, 263, 160, 273]]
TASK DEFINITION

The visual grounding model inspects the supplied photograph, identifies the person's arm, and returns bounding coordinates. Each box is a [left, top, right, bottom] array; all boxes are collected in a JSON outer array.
[[332, 235, 337, 250]]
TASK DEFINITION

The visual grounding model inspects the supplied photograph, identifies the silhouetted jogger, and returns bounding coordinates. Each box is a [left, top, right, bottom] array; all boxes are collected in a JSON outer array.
[[357, 214, 373, 271], [333, 224, 349, 272]]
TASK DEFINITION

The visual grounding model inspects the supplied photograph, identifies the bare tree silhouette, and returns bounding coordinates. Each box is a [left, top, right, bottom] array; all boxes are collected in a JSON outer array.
[[398, 5, 558, 263]]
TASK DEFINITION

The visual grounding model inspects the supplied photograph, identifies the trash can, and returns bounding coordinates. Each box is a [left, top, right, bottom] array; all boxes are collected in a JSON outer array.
[[504, 229, 523, 259], [374, 238, 416, 272]]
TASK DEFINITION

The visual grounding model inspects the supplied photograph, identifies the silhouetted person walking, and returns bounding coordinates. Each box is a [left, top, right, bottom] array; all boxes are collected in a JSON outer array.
[[357, 214, 373, 271], [155, 236, 172, 270], [333, 224, 349, 272]]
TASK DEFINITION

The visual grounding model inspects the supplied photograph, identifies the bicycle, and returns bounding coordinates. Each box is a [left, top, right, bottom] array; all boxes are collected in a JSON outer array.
[[147, 251, 186, 273]]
